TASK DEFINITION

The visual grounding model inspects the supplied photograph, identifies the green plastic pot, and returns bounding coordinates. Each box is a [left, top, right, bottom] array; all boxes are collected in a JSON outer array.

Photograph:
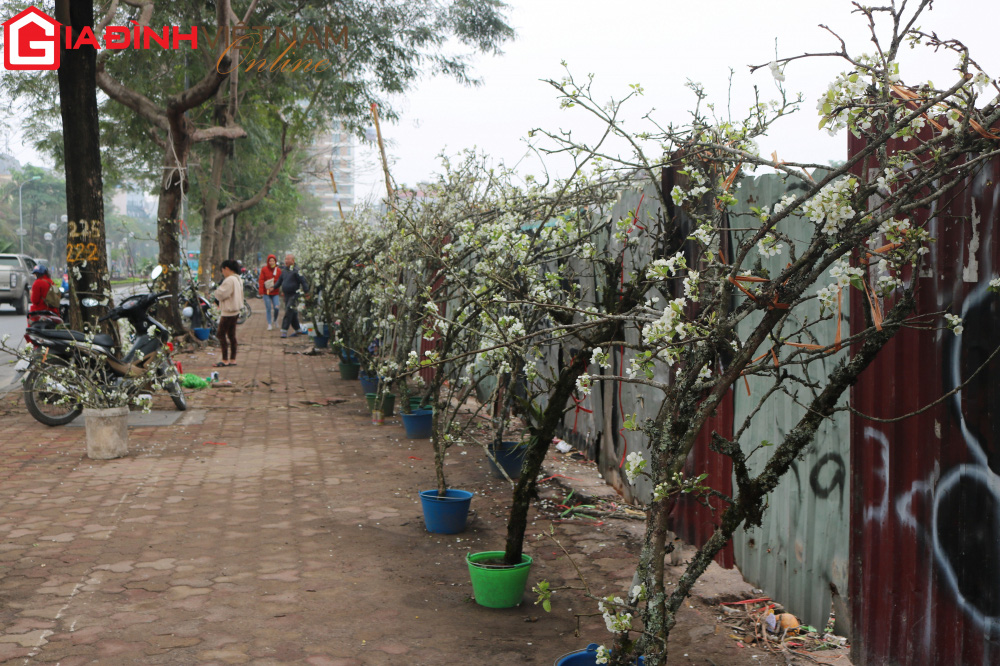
[[366, 392, 396, 416], [338, 362, 361, 380], [380, 393, 396, 417], [466, 551, 533, 608]]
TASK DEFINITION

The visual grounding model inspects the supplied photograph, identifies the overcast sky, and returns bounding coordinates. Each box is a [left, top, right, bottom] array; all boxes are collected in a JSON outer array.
[[354, 0, 998, 201], [4, 1, 996, 208]]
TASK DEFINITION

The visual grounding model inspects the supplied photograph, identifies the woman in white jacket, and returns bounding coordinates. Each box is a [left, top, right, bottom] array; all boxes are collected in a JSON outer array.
[[213, 259, 245, 366]]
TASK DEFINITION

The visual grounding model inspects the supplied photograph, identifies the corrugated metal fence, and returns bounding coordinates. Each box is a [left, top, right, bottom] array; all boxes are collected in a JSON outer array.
[[463, 158, 998, 662], [848, 141, 1000, 665]]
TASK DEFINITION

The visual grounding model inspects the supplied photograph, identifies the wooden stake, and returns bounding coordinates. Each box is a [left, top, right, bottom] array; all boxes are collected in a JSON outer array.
[[370, 103, 394, 207], [328, 170, 346, 220]]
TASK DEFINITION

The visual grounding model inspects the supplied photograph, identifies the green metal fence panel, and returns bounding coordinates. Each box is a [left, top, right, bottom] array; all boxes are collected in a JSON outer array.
[[730, 173, 850, 631]]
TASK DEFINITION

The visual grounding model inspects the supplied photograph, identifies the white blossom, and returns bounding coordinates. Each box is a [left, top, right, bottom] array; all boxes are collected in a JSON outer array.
[[945, 313, 963, 335], [624, 451, 646, 484], [768, 61, 785, 82]]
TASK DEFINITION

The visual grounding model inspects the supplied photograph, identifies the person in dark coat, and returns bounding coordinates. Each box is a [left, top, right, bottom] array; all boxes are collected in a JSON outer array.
[[275, 253, 309, 338]]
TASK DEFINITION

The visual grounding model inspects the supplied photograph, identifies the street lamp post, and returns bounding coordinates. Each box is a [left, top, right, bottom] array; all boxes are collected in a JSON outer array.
[[17, 176, 41, 255]]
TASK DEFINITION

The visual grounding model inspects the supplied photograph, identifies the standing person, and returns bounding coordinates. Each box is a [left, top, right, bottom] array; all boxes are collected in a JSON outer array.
[[258, 254, 282, 331], [275, 253, 309, 338], [213, 259, 244, 367], [28, 265, 60, 324]]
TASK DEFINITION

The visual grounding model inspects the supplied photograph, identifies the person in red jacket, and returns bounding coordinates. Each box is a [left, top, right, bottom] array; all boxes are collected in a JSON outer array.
[[258, 254, 282, 331], [27, 265, 60, 328]]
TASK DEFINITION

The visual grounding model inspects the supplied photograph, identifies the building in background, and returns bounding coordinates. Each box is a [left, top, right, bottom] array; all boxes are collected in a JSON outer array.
[[0, 153, 21, 185], [299, 121, 354, 220]]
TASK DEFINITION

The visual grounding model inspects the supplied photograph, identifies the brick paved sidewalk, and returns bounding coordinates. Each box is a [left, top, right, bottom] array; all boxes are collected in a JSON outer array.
[[0, 300, 772, 666]]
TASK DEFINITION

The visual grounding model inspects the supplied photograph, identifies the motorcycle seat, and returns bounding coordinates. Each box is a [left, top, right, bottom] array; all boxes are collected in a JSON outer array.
[[32, 328, 115, 348]]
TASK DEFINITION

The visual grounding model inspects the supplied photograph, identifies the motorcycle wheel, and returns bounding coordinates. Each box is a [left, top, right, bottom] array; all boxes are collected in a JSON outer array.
[[168, 378, 187, 411], [23, 363, 83, 426], [237, 302, 252, 325], [160, 360, 188, 411]]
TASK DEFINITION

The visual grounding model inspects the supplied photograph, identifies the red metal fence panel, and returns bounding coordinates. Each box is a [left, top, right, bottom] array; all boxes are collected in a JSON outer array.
[[849, 137, 1000, 665], [669, 390, 736, 569]]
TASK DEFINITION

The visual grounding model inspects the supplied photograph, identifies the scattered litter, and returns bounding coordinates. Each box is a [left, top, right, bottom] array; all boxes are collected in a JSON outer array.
[[179, 373, 210, 389], [553, 438, 572, 453], [720, 598, 848, 658]]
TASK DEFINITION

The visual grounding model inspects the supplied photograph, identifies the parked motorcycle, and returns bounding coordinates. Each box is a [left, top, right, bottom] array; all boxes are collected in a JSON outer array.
[[180, 291, 217, 335], [22, 266, 187, 426], [241, 268, 259, 298]]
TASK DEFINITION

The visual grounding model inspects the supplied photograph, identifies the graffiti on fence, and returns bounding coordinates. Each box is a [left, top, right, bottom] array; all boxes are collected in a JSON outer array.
[[934, 280, 1000, 632], [864, 279, 1000, 637]]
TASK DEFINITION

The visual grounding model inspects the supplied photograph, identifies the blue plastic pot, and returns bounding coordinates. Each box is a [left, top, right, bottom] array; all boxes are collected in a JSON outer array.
[[487, 441, 527, 480], [419, 489, 473, 534], [554, 644, 645, 666], [193, 327, 211, 341], [402, 409, 433, 439], [359, 372, 379, 395]]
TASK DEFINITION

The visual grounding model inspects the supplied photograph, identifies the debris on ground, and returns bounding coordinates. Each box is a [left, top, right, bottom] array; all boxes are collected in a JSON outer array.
[[179, 373, 210, 389], [718, 598, 850, 663]]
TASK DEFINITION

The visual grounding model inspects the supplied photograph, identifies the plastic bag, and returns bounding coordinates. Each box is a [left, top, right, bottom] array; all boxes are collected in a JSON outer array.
[[179, 373, 210, 389]]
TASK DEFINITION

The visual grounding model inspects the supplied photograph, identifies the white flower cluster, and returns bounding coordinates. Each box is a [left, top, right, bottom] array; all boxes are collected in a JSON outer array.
[[989, 277, 1000, 293], [873, 258, 903, 295], [768, 61, 785, 83], [689, 223, 713, 247], [817, 58, 899, 136], [624, 355, 643, 379], [595, 645, 611, 664], [476, 314, 527, 374], [970, 69, 992, 93], [576, 374, 593, 397], [802, 177, 858, 235], [670, 168, 710, 206], [683, 270, 700, 302], [591, 347, 611, 369], [598, 597, 633, 634], [945, 313, 963, 335], [772, 194, 796, 217], [757, 233, 784, 258], [624, 451, 646, 484], [646, 252, 687, 280], [827, 258, 865, 290], [642, 298, 688, 346], [816, 284, 839, 311], [871, 216, 930, 257]]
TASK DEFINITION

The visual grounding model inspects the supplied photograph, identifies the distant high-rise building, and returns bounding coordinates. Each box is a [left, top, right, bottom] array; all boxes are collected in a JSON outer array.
[[301, 121, 354, 220]]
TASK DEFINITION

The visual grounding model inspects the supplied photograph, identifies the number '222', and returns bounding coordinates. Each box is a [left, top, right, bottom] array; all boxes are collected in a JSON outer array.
[[67, 243, 99, 263]]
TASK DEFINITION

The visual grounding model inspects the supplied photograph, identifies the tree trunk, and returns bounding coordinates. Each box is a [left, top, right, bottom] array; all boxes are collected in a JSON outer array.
[[198, 137, 227, 289], [433, 407, 447, 496], [155, 118, 191, 333], [503, 351, 590, 565], [219, 213, 236, 264], [54, 0, 114, 337]]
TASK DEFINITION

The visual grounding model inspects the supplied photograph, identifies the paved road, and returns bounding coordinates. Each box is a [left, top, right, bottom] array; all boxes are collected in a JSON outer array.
[[0, 306, 26, 392]]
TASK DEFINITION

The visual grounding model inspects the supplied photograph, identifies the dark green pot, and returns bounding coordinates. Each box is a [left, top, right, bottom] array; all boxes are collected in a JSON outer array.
[[338, 362, 361, 380]]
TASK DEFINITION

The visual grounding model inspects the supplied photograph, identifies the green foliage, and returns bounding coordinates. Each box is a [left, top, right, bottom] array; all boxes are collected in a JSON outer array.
[[532, 580, 552, 612]]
